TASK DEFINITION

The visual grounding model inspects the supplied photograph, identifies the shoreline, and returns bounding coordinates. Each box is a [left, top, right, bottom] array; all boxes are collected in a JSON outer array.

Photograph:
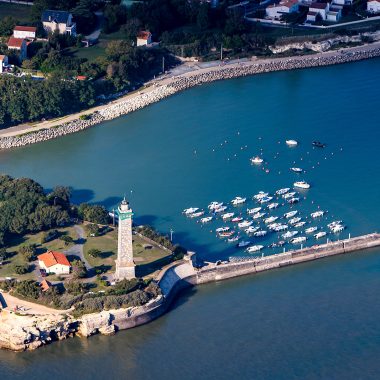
[[1, 232, 379, 351], [1, 42, 380, 149]]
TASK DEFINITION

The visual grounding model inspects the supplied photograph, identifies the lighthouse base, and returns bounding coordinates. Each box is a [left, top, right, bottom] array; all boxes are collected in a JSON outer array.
[[115, 262, 136, 280]]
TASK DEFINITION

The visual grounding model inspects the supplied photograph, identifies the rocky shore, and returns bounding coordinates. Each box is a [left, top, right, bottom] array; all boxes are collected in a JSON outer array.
[[0, 44, 379, 149], [0, 44, 379, 150]]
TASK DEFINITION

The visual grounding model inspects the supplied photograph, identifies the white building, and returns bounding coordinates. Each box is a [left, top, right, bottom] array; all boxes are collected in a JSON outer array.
[[266, 0, 299, 19], [42, 10, 76, 36], [13, 26, 36, 40], [38, 251, 71, 275], [136, 31, 152, 47], [307, 2, 330, 21], [367, 0, 380, 13], [0, 55, 8, 73]]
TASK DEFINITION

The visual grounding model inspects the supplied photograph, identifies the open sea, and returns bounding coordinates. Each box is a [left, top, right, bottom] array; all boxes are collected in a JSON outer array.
[[0, 58, 379, 379]]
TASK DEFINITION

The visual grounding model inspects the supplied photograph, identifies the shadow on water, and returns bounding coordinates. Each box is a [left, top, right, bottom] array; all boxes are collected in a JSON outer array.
[[70, 188, 95, 204]]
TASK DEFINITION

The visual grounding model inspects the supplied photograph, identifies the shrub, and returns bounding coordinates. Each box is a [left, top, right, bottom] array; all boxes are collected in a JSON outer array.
[[19, 244, 37, 262], [88, 248, 102, 258], [13, 263, 30, 275], [59, 235, 74, 246], [41, 229, 58, 244], [15, 280, 40, 299], [71, 259, 87, 279]]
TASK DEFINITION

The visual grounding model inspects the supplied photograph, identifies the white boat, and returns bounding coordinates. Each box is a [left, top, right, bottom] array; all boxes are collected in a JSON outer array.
[[290, 167, 303, 173], [247, 207, 262, 215], [253, 191, 269, 200], [222, 212, 235, 220], [291, 236, 307, 244], [200, 216, 213, 224], [238, 220, 253, 228], [294, 181, 311, 189], [245, 226, 259, 234], [282, 230, 298, 239], [259, 196, 273, 204], [231, 216, 243, 223], [237, 240, 251, 248], [183, 207, 199, 215], [331, 225, 345, 233], [283, 192, 296, 199], [252, 212, 266, 219], [267, 223, 280, 230], [274, 224, 288, 232], [276, 188, 290, 195], [264, 216, 278, 224], [251, 156, 264, 164], [216, 226, 230, 233], [328, 221, 343, 229], [231, 197, 247, 206], [214, 205, 227, 213], [190, 211, 204, 218], [254, 230, 267, 237], [284, 210, 298, 219], [305, 226, 318, 234], [311, 211, 325, 218], [267, 202, 279, 210], [314, 231, 327, 239], [289, 217, 301, 225], [286, 139, 298, 146], [208, 202, 224, 210], [227, 236, 239, 243], [294, 221, 306, 228], [287, 197, 300, 204], [246, 245, 264, 253]]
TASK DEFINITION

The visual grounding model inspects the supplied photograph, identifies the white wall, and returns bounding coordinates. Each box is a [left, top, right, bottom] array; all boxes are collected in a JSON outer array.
[[13, 30, 35, 39]]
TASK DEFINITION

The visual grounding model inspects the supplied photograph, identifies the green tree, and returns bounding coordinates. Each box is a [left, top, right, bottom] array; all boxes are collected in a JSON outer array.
[[88, 248, 102, 258]]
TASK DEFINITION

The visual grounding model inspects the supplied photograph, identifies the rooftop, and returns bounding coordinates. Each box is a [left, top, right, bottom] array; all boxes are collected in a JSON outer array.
[[14, 26, 37, 33], [310, 2, 328, 8], [38, 251, 71, 268], [137, 31, 152, 40], [42, 10, 71, 24], [7, 37, 25, 48]]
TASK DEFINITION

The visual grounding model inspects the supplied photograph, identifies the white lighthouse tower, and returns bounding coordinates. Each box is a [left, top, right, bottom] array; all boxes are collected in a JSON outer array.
[[115, 198, 135, 280]]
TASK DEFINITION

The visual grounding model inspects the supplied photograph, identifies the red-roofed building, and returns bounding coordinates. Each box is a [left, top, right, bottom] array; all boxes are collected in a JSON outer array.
[[368, 0, 380, 13], [13, 26, 37, 40], [40, 279, 52, 292], [38, 251, 71, 275], [7, 37, 27, 61], [308, 2, 330, 20], [137, 31, 152, 47], [266, 0, 299, 19]]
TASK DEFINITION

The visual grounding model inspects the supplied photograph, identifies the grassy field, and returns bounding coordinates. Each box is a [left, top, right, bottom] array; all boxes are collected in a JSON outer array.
[[0, 226, 78, 279], [0, 3, 32, 22], [84, 228, 172, 278]]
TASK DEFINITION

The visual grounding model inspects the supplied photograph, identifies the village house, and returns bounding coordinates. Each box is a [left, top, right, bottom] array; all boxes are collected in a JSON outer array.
[[326, 5, 342, 21], [7, 37, 27, 61], [13, 26, 36, 40], [307, 2, 330, 21], [266, 0, 299, 19], [38, 251, 71, 275], [136, 31, 152, 47], [40, 279, 52, 292], [367, 0, 380, 13], [0, 55, 8, 73], [41, 10, 77, 36]]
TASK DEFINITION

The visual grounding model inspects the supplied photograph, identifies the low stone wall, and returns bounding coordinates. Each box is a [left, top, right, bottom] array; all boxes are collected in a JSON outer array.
[[1, 44, 380, 150]]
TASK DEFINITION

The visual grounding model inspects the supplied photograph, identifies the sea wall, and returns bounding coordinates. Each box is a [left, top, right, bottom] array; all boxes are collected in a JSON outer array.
[[1, 44, 380, 149]]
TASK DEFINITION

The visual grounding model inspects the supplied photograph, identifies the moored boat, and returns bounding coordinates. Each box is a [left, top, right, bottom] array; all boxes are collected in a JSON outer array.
[[294, 181, 311, 189], [267, 202, 279, 210], [222, 212, 235, 220], [290, 167, 303, 173], [314, 231, 327, 239], [284, 210, 298, 219], [311, 210, 325, 218], [305, 226, 318, 234], [247, 207, 262, 215], [276, 188, 290, 195], [286, 139, 298, 146], [251, 156, 264, 164], [231, 197, 247, 206], [246, 245, 264, 253], [183, 207, 199, 215], [200, 216, 213, 223], [290, 236, 307, 244]]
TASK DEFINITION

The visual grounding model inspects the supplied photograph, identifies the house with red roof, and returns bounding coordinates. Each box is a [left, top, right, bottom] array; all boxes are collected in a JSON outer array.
[[7, 37, 27, 61], [307, 2, 330, 21], [367, 0, 380, 13], [13, 26, 36, 40], [266, 0, 299, 19], [137, 31, 152, 47], [38, 251, 71, 275]]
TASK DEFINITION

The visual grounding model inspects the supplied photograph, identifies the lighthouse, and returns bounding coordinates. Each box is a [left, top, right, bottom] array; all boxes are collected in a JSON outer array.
[[115, 198, 135, 280]]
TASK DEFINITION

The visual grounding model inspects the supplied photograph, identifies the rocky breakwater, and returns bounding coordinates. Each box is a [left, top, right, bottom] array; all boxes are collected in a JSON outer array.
[[168, 45, 380, 92], [1, 44, 380, 150]]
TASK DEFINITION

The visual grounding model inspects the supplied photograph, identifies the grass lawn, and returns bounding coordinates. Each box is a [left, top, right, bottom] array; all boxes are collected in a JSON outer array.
[[84, 228, 172, 278], [0, 3, 32, 22], [66, 44, 106, 62], [0, 226, 78, 279]]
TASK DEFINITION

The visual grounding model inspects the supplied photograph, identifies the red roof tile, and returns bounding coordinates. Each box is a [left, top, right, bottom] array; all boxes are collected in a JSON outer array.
[[7, 37, 25, 48], [38, 251, 71, 268], [137, 31, 151, 40], [14, 26, 37, 33]]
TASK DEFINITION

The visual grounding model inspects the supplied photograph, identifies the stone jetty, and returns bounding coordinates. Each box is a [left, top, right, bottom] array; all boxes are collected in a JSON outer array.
[[1, 44, 380, 149]]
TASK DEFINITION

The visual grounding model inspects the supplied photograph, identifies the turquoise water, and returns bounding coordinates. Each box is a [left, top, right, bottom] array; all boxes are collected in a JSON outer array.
[[0, 58, 379, 378]]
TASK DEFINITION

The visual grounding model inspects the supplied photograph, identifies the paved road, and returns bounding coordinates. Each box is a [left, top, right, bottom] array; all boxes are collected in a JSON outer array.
[[64, 225, 92, 271]]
